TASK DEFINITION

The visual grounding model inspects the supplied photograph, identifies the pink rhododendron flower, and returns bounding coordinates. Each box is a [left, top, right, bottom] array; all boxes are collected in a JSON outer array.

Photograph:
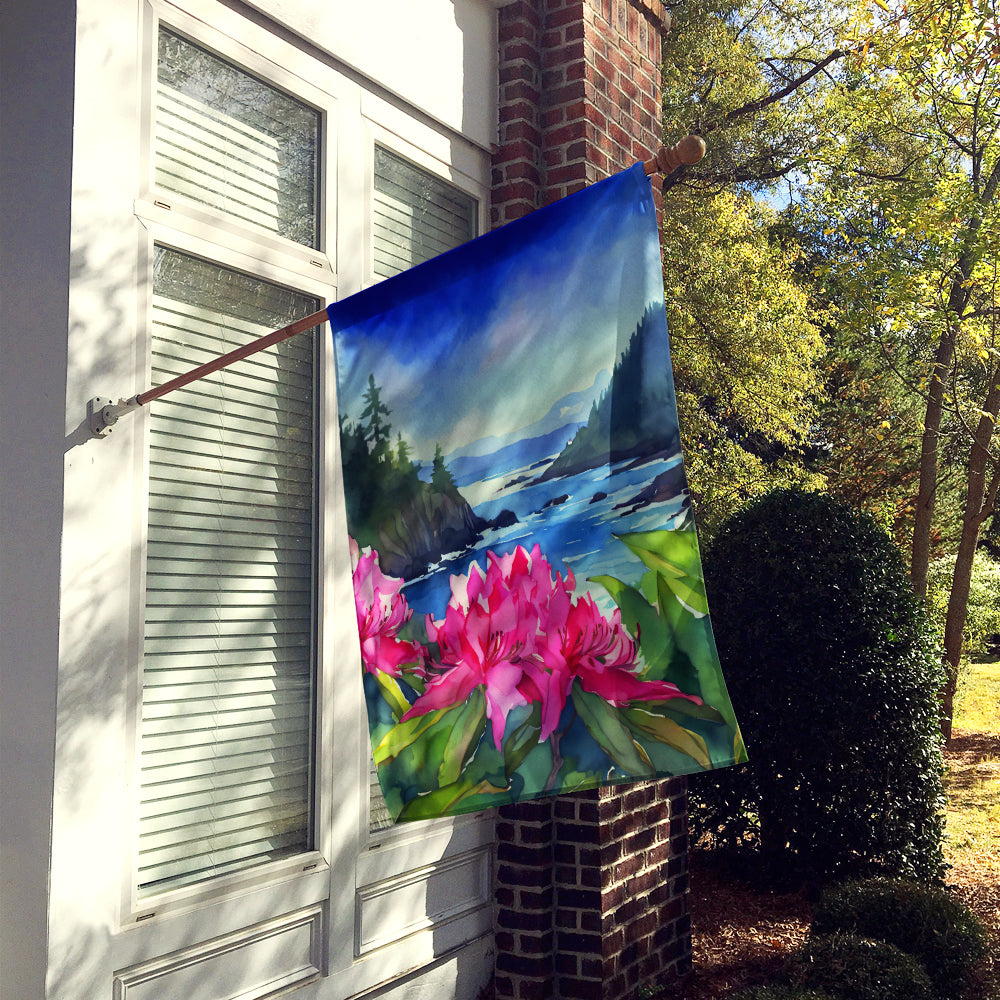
[[402, 544, 559, 749], [351, 538, 426, 678], [540, 593, 701, 731], [399, 542, 702, 751]]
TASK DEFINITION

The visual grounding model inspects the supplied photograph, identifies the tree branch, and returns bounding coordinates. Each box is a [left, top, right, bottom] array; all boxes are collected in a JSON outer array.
[[705, 49, 847, 133]]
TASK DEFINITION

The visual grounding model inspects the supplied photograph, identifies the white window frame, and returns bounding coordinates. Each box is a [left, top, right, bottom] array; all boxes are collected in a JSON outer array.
[[113, 0, 496, 989], [123, 0, 340, 931]]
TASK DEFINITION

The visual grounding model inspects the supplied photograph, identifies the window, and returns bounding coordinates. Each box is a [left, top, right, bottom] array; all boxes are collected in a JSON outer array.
[[372, 145, 477, 279], [136, 26, 323, 897], [155, 28, 320, 247], [366, 147, 478, 832]]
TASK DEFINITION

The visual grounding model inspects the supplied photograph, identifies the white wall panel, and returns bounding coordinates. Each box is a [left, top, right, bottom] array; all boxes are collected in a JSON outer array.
[[241, 0, 497, 151], [113, 906, 323, 1000]]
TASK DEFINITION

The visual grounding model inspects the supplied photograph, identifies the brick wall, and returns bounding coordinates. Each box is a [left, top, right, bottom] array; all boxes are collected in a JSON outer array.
[[492, 0, 668, 227], [494, 781, 691, 1000], [490, 9, 691, 998]]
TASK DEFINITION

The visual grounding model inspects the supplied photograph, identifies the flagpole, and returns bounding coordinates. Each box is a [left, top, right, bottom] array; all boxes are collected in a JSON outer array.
[[88, 135, 705, 437]]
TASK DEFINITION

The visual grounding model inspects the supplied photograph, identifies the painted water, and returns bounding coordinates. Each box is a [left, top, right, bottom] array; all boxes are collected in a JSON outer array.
[[402, 450, 689, 617]]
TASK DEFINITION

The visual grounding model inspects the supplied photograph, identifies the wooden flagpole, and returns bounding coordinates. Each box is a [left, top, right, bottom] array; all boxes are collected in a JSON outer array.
[[88, 136, 705, 437]]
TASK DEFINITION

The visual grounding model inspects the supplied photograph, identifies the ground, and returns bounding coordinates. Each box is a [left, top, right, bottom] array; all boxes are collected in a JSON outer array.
[[675, 727, 1000, 999]]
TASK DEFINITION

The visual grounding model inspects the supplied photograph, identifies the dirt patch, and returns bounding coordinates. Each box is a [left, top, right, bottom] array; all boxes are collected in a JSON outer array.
[[676, 851, 813, 999], [671, 732, 1000, 1000]]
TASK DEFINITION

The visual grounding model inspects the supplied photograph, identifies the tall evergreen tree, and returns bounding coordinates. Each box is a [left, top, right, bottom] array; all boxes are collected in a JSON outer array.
[[430, 443, 456, 493], [360, 374, 391, 461]]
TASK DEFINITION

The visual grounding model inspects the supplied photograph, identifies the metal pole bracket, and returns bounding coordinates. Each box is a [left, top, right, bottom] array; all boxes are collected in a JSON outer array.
[[88, 396, 139, 438]]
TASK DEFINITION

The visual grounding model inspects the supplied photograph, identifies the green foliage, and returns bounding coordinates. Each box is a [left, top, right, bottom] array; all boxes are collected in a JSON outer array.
[[340, 376, 446, 549], [430, 442, 456, 494], [661, 0, 849, 192], [691, 488, 946, 882], [811, 878, 988, 999], [927, 551, 1000, 658], [369, 530, 744, 820], [790, 934, 934, 1000], [662, 189, 826, 532]]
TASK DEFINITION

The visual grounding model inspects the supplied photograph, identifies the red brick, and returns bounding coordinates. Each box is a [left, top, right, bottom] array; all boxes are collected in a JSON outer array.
[[499, 100, 540, 125], [498, 862, 552, 888], [522, 977, 552, 1000], [546, 80, 588, 106], [520, 886, 554, 910], [502, 120, 543, 144], [558, 930, 603, 954], [542, 66, 566, 88], [559, 978, 604, 1000], [503, 40, 538, 63], [541, 25, 565, 48], [542, 40, 587, 69], [498, 0, 541, 28], [496, 160, 542, 185], [543, 105, 566, 129], [504, 79, 541, 104], [496, 952, 551, 977], [547, 3, 588, 29], [556, 951, 579, 976]]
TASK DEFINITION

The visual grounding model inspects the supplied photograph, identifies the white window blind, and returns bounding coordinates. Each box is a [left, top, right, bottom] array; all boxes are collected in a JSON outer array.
[[372, 146, 477, 279], [156, 27, 320, 248], [368, 149, 478, 832], [138, 248, 319, 895]]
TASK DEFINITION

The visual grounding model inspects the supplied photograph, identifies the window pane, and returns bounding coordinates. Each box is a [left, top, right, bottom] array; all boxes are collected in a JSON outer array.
[[156, 28, 320, 248], [368, 150, 478, 831], [139, 247, 318, 895], [372, 146, 477, 279]]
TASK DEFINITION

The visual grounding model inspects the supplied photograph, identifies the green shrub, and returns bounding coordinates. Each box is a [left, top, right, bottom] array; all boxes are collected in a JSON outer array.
[[791, 933, 933, 1000], [691, 489, 946, 882], [811, 878, 988, 999]]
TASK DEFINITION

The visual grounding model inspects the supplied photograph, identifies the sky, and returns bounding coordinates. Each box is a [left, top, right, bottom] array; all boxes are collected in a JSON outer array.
[[331, 166, 665, 462]]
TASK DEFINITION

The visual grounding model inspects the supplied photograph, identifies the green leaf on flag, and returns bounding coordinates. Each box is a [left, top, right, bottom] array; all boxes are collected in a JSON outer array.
[[571, 681, 655, 777], [621, 706, 712, 770], [438, 688, 487, 786]]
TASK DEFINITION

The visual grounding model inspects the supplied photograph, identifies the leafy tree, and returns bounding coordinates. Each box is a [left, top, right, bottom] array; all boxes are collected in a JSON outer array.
[[395, 431, 411, 468], [801, 0, 1000, 735], [661, 187, 826, 530], [360, 373, 392, 461], [661, 0, 854, 195]]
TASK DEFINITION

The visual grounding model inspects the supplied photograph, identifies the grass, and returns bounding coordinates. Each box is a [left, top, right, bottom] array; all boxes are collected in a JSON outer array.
[[945, 659, 1000, 869], [955, 658, 1000, 733]]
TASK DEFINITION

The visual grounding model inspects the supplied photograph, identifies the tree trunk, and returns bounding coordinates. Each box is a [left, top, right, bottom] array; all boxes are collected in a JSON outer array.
[[910, 330, 955, 598], [910, 161, 1000, 596], [941, 378, 1000, 740]]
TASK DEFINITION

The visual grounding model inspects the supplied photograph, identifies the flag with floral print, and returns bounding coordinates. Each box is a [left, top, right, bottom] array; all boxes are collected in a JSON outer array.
[[328, 164, 744, 822]]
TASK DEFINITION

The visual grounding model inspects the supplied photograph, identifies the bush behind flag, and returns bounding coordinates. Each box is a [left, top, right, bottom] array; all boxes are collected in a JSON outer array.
[[328, 163, 745, 822]]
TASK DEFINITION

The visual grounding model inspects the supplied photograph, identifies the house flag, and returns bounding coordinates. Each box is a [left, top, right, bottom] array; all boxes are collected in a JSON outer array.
[[328, 163, 745, 822]]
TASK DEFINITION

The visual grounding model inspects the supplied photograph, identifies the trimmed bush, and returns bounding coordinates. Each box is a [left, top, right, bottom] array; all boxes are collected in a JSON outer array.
[[791, 933, 933, 1000], [691, 489, 946, 882], [811, 878, 988, 999]]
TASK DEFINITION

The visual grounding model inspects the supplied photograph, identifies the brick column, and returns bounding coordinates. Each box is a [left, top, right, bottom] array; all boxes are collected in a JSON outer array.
[[491, 3, 692, 999], [493, 0, 668, 226]]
